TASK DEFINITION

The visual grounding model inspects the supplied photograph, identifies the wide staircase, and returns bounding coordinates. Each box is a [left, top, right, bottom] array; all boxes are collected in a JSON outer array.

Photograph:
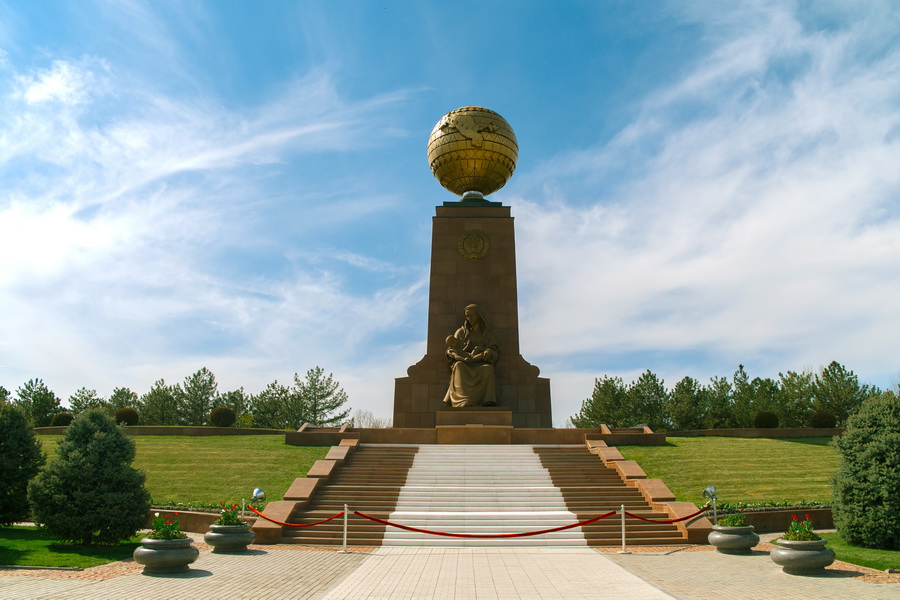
[[281, 444, 684, 546]]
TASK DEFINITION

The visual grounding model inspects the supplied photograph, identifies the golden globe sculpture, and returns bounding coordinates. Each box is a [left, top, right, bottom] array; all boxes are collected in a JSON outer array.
[[427, 106, 518, 200]]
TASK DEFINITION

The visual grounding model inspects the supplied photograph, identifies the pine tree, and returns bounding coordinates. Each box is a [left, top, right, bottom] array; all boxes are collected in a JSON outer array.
[[668, 376, 705, 430], [293, 367, 350, 427], [815, 361, 870, 426], [140, 379, 180, 425], [28, 410, 150, 544], [108, 387, 140, 411], [15, 379, 62, 427], [569, 375, 628, 428], [0, 404, 45, 525], [68, 387, 108, 415], [178, 367, 218, 426]]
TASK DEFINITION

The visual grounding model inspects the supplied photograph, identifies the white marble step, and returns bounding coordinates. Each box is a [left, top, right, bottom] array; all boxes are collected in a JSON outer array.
[[382, 445, 587, 547]]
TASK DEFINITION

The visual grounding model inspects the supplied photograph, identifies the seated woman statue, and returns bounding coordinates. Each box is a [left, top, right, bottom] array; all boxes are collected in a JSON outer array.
[[443, 304, 500, 408]]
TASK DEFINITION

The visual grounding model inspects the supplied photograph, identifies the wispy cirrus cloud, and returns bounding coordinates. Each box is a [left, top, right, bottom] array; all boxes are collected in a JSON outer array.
[[513, 1, 900, 419]]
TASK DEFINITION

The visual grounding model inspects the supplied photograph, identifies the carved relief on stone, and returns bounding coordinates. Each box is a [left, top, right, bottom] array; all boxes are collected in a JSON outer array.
[[457, 230, 490, 260]]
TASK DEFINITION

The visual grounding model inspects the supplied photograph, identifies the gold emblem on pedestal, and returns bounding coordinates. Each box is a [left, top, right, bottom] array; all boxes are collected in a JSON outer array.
[[427, 107, 518, 197], [457, 230, 490, 260]]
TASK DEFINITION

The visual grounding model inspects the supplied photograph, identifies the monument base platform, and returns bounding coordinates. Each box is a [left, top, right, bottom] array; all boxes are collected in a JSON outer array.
[[435, 407, 512, 426], [284, 425, 666, 447]]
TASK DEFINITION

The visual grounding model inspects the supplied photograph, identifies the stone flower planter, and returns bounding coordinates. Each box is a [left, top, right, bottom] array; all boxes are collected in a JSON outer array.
[[769, 538, 835, 574], [708, 524, 760, 554], [133, 537, 199, 575], [204, 524, 255, 553]]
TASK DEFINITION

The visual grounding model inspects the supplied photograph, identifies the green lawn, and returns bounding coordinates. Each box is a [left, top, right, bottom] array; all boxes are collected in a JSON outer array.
[[38, 435, 328, 507], [616, 437, 838, 506], [820, 532, 900, 571], [0, 526, 141, 568]]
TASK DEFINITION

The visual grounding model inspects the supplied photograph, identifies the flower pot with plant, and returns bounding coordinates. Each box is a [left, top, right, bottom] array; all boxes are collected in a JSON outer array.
[[708, 512, 760, 554], [204, 502, 255, 553], [770, 514, 835, 574], [133, 512, 199, 575]]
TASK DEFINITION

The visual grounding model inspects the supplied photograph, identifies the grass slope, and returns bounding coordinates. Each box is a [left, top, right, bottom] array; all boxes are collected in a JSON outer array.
[[0, 526, 141, 568], [616, 437, 838, 505], [819, 532, 900, 571], [38, 435, 328, 506]]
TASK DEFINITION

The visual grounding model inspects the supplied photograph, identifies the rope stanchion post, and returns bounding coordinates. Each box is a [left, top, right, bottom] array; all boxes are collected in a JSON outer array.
[[339, 503, 349, 554], [617, 504, 630, 554]]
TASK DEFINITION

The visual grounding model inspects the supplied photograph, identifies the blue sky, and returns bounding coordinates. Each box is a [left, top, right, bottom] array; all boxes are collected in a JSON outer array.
[[1, 0, 898, 425]]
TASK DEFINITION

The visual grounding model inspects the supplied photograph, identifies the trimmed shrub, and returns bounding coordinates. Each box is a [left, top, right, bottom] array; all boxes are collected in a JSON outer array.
[[753, 411, 779, 428], [114, 407, 139, 426], [28, 410, 150, 544], [0, 404, 45, 526], [831, 392, 900, 550], [209, 406, 236, 427], [50, 412, 74, 427], [810, 410, 837, 429]]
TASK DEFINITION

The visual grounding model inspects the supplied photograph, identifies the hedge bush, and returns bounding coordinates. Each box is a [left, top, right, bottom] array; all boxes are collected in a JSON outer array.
[[50, 412, 74, 427], [753, 411, 779, 428], [831, 392, 900, 550], [810, 410, 837, 428], [209, 406, 236, 427], [114, 407, 139, 426], [0, 404, 45, 526], [28, 410, 150, 544]]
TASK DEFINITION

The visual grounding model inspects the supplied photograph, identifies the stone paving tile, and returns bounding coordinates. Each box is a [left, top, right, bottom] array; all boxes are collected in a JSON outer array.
[[1, 549, 369, 600], [318, 547, 674, 599], [607, 549, 899, 600]]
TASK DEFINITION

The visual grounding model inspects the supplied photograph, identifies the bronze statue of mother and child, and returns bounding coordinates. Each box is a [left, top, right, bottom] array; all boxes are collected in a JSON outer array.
[[443, 304, 500, 408]]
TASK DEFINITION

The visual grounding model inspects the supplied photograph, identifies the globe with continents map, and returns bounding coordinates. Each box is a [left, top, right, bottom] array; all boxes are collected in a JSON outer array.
[[427, 106, 518, 198]]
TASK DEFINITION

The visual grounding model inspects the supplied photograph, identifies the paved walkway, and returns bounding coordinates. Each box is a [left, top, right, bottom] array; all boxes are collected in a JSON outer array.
[[1, 542, 897, 599]]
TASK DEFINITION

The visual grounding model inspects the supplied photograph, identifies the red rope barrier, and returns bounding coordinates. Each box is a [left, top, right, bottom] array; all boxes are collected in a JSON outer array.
[[353, 510, 618, 539], [247, 505, 345, 528], [623, 504, 711, 524]]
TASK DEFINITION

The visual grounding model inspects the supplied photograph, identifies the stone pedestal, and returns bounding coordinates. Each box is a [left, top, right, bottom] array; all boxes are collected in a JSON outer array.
[[394, 201, 552, 428]]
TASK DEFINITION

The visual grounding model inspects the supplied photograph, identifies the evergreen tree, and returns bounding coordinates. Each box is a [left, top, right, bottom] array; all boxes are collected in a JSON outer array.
[[815, 361, 870, 426], [251, 381, 292, 429], [0, 385, 10, 405], [178, 367, 218, 426], [108, 387, 140, 411], [626, 370, 669, 430], [702, 376, 732, 429], [668, 376, 705, 430], [220, 387, 251, 418], [15, 379, 62, 427], [28, 410, 150, 544], [831, 391, 900, 549], [730, 365, 754, 428], [68, 387, 108, 415], [749, 376, 779, 423], [570, 375, 628, 428], [293, 367, 350, 427], [777, 370, 815, 428], [0, 404, 45, 525], [139, 379, 180, 425]]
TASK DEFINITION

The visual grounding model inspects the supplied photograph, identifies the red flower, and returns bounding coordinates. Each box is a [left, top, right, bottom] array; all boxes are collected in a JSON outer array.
[[792, 515, 798, 520], [805, 514, 810, 521]]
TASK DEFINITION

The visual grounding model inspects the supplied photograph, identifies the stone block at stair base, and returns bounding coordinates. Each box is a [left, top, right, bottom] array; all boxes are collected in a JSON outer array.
[[661, 501, 713, 544], [594, 446, 624, 463], [436, 407, 513, 426], [613, 460, 647, 480], [307, 460, 339, 479], [436, 425, 513, 444], [629, 478, 676, 503], [251, 501, 297, 544], [284, 477, 321, 501], [338, 438, 360, 448], [325, 445, 352, 461]]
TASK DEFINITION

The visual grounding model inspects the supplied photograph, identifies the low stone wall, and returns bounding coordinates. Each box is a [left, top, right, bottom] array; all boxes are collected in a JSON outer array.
[[35, 426, 287, 436], [722, 508, 833, 534], [667, 428, 842, 438], [146, 509, 257, 533]]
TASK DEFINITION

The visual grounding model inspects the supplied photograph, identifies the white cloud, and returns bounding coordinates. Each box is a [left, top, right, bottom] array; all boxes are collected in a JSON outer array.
[[514, 2, 900, 414]]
